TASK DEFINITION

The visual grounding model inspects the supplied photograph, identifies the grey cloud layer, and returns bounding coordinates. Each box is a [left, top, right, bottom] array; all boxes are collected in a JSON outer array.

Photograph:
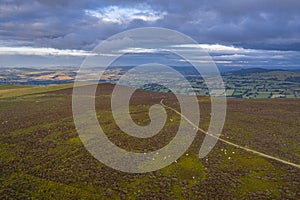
[[1, 0, 300, 51]]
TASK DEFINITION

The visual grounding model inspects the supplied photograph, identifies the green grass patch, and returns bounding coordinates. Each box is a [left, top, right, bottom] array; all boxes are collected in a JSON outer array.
[[0, 142, 18, 162], [0, 172, 104, 199], [161, 155, 206, 185], [0, 83, 73, 99], [237, 173, 280, 198], [0, 84, 31, 90]]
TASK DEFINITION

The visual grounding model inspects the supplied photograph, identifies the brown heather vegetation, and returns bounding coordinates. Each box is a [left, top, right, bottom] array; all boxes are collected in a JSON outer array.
[[0, 83, 299, 199]]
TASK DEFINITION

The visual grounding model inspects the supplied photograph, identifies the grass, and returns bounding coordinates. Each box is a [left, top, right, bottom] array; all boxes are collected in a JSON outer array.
[[1, 172, 105, 199], [120, 176, 152, 199], [0, 84, 30, 90], [161, 155, 206, 184], [0, 83, 73, 99], [218, 147, 283, 199], [0, 142, 18, 162], [238, 173, 280, 198]]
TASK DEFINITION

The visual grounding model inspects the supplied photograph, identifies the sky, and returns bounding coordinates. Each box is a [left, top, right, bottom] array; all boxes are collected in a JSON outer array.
[[0, 0, 300, 68]]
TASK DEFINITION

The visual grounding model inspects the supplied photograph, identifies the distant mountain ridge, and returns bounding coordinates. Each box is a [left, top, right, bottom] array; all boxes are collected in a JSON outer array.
[[225, 68, 286, 75]]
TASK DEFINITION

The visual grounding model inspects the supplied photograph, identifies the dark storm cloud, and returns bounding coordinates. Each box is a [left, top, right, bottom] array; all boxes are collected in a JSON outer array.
[[148, 0, 300, 51]]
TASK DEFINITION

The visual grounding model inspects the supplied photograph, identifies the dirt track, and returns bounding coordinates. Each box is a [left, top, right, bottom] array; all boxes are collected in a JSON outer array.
[[160, 99, 300, 169]]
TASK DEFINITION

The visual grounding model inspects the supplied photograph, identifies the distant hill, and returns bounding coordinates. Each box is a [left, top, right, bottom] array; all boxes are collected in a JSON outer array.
[[225, 68, 286, 75]]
